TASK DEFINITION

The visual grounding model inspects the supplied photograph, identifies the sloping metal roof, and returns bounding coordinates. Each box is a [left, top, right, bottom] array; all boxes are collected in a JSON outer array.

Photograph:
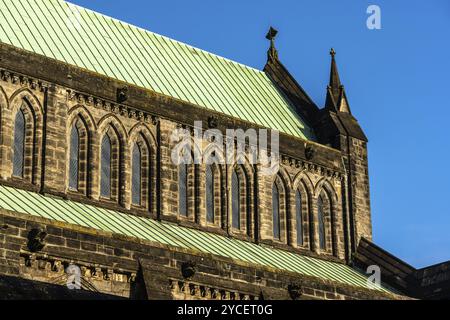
[[0, 0, 314, 140], [0, 184, 393, 294]]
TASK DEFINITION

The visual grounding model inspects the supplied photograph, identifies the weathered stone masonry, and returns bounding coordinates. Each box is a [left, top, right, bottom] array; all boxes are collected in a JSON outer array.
[[0, 210, 405, 300], [0, 22, 378, 299], [0, 41, 361, 259]]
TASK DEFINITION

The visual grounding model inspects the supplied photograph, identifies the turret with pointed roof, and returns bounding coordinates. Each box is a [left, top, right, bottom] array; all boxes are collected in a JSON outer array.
[[325, 48, 351, 114]]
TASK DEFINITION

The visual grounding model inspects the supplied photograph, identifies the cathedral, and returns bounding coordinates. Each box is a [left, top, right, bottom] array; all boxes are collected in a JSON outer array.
[[0, 0, 448, 300]]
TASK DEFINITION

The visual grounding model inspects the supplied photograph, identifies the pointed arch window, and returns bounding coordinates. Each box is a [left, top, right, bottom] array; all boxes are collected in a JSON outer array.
[[272, 183, 280, 240], [69, 124, 80, 190], [206, 164, 214, 223], [178, 164, 188, 216], [100, 134, 111, 198], [13, 109, 26, 178], [295, 190, 303, 246], [318, 195, 326, 250], [231, 170, 240, 230], [131, 143, 141, 206]]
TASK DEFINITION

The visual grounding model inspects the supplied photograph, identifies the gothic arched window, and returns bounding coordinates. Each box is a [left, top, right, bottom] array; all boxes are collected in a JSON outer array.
[[69, 124, 80, 190], [295, 190, 303, 246], [318, 195, 326, 250], [100, 134, 112, 198], [206, 164, 214, 223], [231, 170, 240, 230], [272, 183, 280, 240], [12, 109, 26, 178], [131, 143, 141, 206], [178, 164, 188, 216]]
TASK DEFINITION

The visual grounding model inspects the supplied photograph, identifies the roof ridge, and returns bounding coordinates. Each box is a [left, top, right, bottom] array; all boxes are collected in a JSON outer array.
[[63, 0, 263, 73]]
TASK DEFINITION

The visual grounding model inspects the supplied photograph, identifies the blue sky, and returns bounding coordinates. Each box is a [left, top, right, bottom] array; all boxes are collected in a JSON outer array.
[[69, 0, 450, 268]]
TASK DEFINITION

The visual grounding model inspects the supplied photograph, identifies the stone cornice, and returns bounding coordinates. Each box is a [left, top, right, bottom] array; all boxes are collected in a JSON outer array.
[[0, 68, 49, 92], [66, 89, 159, 125]]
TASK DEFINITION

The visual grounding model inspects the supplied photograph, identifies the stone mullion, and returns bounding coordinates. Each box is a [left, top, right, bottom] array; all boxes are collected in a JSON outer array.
[[220, 165, 227, 230], [280, 179, 288, 244], [245, 170, 253, 238], [91, 131, 100, 200], [213, 165, 222, 228], [149, 141, 157, 218], [197, 164, 206, 227], [140, 142, 149, 211], [108, 131, 120, 203], [122, 139, 132, 210], [118, 136, 126, 207], [24, 108, 35, 182], [77, 123, 88, 195], [302, 188, 311, 250], [287, 188, 296, 247], [186, 163, 197, 223], [239, 169, 246, 234], [310, 197, 319, 254]]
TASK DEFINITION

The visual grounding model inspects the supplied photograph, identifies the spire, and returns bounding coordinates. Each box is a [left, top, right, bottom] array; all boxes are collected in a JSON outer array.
[[329, 48, 341, 95], [325, 48, 351, 113], [266, 26, 279, 61]]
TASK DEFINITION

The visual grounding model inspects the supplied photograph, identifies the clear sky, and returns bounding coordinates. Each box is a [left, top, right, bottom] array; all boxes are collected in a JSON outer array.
[[69, 0, 450, 268]]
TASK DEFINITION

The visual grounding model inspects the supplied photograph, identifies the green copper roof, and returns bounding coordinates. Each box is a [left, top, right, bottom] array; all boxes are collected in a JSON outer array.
[[0, 0, 314, 140], [0, 184, 393, 294]]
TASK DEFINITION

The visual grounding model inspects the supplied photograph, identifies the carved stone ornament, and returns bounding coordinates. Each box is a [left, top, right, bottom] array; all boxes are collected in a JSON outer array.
[[27, 228, 47, 252], [288, 283, 303, 300], [305, 145, 315, 161], [207, 116, 218, 129], [117, 86, 128, 103], [181, 261, 197, 279]]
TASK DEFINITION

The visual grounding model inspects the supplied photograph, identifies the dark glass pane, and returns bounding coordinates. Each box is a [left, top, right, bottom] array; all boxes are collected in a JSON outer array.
[[131, 143, 141, 206], [68, 124, 79, 190], [12, 109, 25, 178], [296, 190, 303, 246], [272, 183, 280, 240], [318, 195, 326, 250], [206, 165, 214, 223], [231, 170, 240, 229], [178, 164, 187, 216], [100, 134, 111, 198]]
